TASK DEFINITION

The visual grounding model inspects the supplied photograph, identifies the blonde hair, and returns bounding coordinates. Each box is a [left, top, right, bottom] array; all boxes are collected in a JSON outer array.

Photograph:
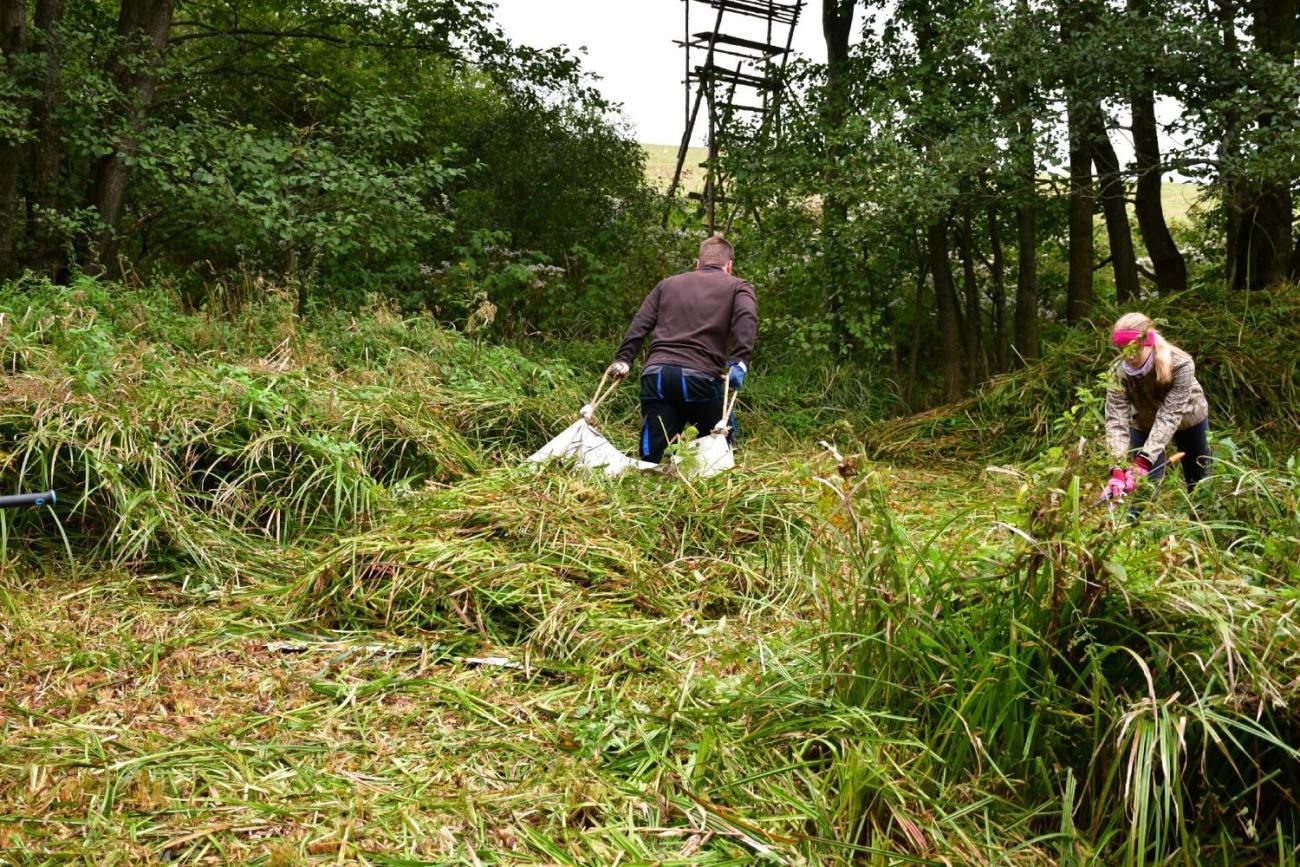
[[1113, 311, 1182, 386]]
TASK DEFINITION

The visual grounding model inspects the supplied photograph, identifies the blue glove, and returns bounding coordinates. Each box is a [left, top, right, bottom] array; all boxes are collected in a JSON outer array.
[[727, 361, 747, 390]]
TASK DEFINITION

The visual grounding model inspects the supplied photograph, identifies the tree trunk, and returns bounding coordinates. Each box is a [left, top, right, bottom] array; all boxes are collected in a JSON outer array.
[[959, 205, 983, 384], [1242, 179, 1294, 290], [1224, 164, 1243, 290], [87, 0, 175, 272], [0, 0, 27, 277], [988, 205, 1008, 373], [1128, 0, 1187, 296], [1060, 1, 1098, 322], [28, 0, 63, 274], [1219, 0, 1247, 290], [1010, 0, 1039, 365], [1014, 197, 1038, 363], [822, 0, 855, 139], [1065, 103, 1095, 321], [1242, 0, 1296, 289], [905, 254, 928, 410], [1089, 111, 1139, 303], [928, 217, 964, 402], [821, 0, 857, 331], [1130, 91, 1187, 295]]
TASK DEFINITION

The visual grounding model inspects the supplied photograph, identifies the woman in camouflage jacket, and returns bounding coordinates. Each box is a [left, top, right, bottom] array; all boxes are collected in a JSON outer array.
[[1102, 312, 1211, 500]]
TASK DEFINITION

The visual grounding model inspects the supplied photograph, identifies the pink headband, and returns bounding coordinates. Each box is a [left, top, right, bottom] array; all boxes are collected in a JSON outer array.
[[1112, 328, 1157, 348]]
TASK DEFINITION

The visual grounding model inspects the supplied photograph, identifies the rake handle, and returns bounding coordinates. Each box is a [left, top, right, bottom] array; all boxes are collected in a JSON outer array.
[[586, 369, 624, 418], [0, 490, 57, 509], [711, 373, 740, 434]]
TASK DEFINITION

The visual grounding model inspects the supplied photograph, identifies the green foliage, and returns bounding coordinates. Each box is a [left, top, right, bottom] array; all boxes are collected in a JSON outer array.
[[422, 229, 564, 331], [135, 104, 463, 301], [3, 0, 669, 336], [0, 278, 587, 573], [798, 448, 1300, 864], [0, 67, 32, 145]]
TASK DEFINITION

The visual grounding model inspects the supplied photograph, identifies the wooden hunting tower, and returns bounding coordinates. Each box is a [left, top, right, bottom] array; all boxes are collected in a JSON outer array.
[[665, 0, 805, 231]]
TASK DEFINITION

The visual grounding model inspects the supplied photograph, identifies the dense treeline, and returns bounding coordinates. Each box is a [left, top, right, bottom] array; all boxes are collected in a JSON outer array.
[[1, 0, 1298, 406], [722, 0, 1300, 404], [0, 0, 671, 328]]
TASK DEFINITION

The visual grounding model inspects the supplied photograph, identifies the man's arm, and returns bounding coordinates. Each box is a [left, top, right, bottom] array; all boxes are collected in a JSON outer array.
[[729, 281, 758, 365], [613, 282, 663, 367]]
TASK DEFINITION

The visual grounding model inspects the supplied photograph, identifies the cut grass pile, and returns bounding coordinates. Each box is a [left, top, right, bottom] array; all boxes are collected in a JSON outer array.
[[294, 460, 818, 669], [0, 278, 590, 575], [1, 276, 1298, 864]]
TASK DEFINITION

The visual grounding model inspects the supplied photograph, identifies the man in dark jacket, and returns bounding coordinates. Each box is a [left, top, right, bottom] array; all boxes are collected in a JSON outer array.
[[606, 235, 758, 463]]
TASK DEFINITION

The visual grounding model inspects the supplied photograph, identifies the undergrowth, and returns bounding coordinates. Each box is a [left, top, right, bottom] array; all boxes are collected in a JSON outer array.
[[0, 277, 1297, 864]]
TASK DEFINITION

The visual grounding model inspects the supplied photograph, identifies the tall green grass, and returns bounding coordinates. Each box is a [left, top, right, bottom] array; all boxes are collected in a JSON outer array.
[[0, 277, 589, 577], [707, 439, 1300, 863], [1, 275, 1296, 864]]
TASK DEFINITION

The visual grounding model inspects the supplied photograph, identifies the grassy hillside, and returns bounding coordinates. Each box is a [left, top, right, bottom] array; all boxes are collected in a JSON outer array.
[[644, 143, 1207, 223], [643, 143, 708, 194], [865, 286, 1300, 464], [1160, 178, 1203, 224], [1, 277, 1297, 864]]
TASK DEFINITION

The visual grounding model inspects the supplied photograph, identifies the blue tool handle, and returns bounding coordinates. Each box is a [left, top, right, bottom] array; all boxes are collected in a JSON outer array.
[[0, 490, 57, 508]]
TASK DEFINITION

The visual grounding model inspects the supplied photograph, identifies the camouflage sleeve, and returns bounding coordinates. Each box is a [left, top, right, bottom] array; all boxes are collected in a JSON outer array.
[[1138, 358, 1196, 462], [1104, 366, 1132, 461]]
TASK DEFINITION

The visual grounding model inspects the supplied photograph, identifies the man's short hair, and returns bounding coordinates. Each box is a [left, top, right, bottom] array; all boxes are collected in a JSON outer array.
[[698, 235, 734, 268]]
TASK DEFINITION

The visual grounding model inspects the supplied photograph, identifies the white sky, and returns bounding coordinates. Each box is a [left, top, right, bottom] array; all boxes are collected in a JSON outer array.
[[491, 0, 847, 146], [489, 1, 1186, 177]]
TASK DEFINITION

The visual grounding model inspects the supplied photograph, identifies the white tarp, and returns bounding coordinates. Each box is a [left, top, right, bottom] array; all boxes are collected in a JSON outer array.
[[675, 421, 735, 479], [530, 372, 740, 480], [670, 376, 740, 479], [527, 416, 656, 477]]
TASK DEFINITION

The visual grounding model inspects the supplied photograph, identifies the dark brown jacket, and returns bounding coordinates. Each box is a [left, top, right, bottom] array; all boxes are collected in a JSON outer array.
[[614, 265, 757, 376]]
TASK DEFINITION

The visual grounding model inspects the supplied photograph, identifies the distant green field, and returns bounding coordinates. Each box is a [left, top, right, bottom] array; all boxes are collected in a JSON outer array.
[[643, 143, 707, 194], [641, 143, 1205, 225], [1160, 180, 1203, 225]]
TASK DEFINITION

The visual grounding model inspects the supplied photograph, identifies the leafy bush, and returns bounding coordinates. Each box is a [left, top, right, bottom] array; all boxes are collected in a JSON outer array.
[[135, 103, 463, 307]]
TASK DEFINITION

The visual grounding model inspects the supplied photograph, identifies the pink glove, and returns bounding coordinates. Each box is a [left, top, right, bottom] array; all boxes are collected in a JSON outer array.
[[1108, 454, 1151, 500], [1105, 467, 1129, 501]]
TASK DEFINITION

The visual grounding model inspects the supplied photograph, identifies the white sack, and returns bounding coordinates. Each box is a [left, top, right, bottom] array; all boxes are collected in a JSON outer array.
[[675, 428, 735, 479], [528, 418, 655, 477]]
